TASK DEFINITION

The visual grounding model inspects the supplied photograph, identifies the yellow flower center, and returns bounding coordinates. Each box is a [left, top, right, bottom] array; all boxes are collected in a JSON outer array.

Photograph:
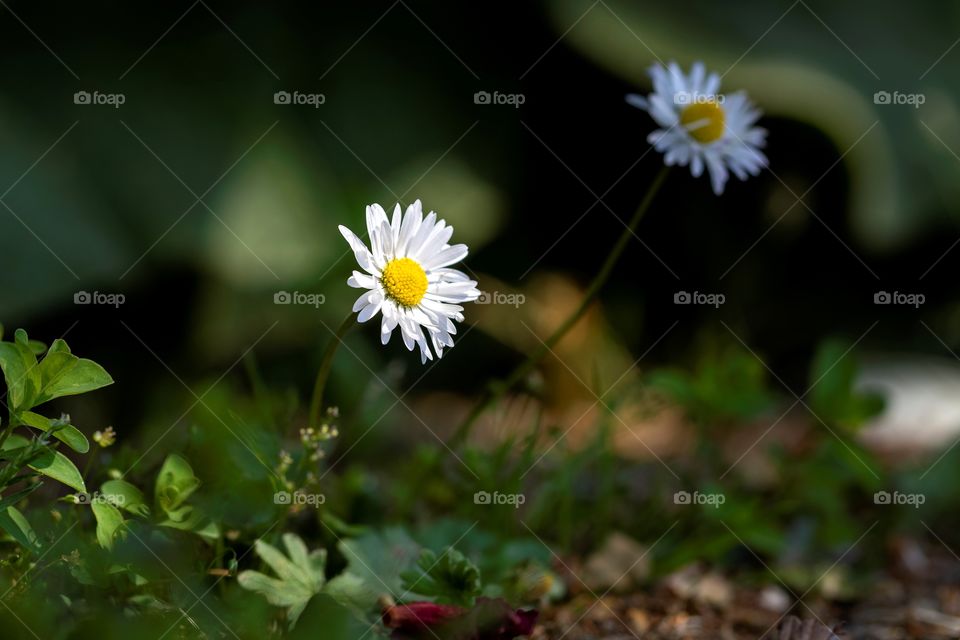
[[381, 257, 428, 307], [680, 101, 726, 144]]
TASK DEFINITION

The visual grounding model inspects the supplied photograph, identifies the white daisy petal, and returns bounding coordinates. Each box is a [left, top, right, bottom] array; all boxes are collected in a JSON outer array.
[[381, 306, 399, 345], [428, 268, 473, 283], [348, 271, 377, 289], [406, 211, 437, 257], [690, 61, 705, 95], [691, 154, 704, 178], [399, 315, 416, 351], [412, 221, 454, 262], [366, 204, 388, 240], [390, 203, 402, 246], [705, 152, 729, 195], [397, 201, 422, 257], [626, 93, 648, 110], [379, 221, 394, 260], [339, 225, 377, 274], [352, 290, 378, 314], [420, 244, 468, 271], [357, 299, 383, 323]]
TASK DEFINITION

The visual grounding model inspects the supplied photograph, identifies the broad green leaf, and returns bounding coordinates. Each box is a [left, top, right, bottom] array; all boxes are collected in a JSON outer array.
[[0, 506, 40, 551], [47, 339, 70, 355], [282, 533, 326, 590], [3, 435, 86, 493], [35, 343, 113, 405], [255, 537, 311, 585], [153, 458, 219, 541], [19, 411, 89, 453], [91, 501, 126, 550], [238, 571, 312, 607], [0, 335, 40, 412], [322, 572, 368, 614], [252, 534, 326, 591], [237, 533, 327, 629], [155, 454, 201, 516], [26, 340, 46, 356], [325, 528, 420, 614], [101, 479, 149, 517], [31, 449, 86, 493]]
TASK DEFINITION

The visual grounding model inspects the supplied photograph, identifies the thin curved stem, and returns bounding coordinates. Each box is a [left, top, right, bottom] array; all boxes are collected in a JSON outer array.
[[308, 313, 357, 428], [449, 166, 670, 447]]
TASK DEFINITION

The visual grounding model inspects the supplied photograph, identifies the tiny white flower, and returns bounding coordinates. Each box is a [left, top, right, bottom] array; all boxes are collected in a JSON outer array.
[[627, 61, 768, 195], [339, 200, 481, 364]]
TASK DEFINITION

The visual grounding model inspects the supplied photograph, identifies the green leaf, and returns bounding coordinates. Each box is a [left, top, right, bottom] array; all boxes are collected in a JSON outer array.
[[155, 454, 201, 516], [101, 479, 150, 517], [91, 501, 126, 550], [0, 334, 40, 412], [31, 449, 86, 493], [400, 547, 482, 606], [325, 528, 420, 614], [35, 340, 113, 405], [3, 434, 86, 493], [237, 533, 327, 629], [47, 339, 70, 355], [26, 340, 46, 356], [0, 506, 41, 551], [153, 455, 219, 540], [19, 411, 89, 453]]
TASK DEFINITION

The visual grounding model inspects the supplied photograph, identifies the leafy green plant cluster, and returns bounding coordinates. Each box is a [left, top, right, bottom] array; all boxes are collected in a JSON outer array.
[[0, 324, 930, 638], [648, 337, 887, 577], [0, 327, 112, 550], [88, 454, 219, 551]]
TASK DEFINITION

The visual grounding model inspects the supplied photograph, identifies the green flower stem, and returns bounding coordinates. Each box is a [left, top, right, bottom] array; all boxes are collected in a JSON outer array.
[[449, 166, 670, 447], [308, 313, 357, 429]]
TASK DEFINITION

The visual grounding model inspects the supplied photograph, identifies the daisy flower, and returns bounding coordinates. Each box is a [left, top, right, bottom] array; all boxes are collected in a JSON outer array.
[[339, 200, 481, 364], [627, 61, 767, 195]]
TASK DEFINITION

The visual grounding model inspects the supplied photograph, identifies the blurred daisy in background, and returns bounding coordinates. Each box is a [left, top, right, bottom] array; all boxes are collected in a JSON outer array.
[[339, 200, 481, 364], [627, 61, 768, 195]]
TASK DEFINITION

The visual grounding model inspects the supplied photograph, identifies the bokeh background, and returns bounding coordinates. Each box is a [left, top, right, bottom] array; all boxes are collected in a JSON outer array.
[[3, 0, 960, 592]]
